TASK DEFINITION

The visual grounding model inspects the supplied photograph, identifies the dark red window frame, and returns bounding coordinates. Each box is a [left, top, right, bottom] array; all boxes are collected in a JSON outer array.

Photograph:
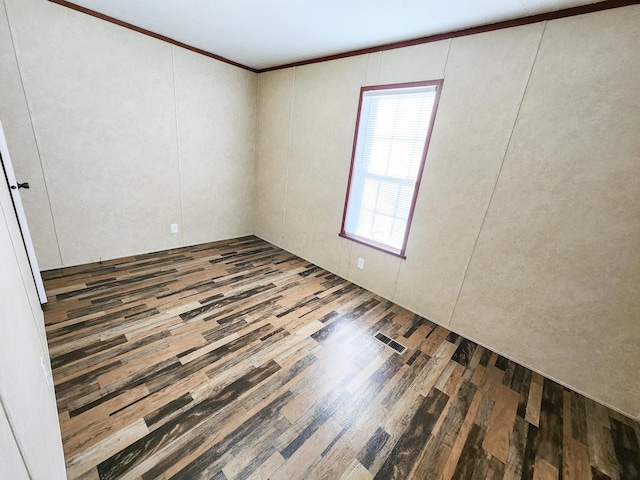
[[339, 79, 444, 258]]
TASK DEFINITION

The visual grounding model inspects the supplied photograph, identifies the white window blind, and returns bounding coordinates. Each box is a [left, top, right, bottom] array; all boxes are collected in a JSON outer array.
[[342, 83, 440, 256]]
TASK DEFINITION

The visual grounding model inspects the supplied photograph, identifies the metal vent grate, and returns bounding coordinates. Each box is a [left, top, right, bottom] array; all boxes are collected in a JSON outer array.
[[373, 332, 407, 354]]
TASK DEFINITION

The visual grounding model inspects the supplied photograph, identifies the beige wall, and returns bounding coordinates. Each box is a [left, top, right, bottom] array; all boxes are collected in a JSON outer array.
[[0, 406, 30, 480], [0, 0, 60, 269], [0, 0, 257, 269], [0, 172, 65, 477], [0, 0, 638, 426], [256, 6, 640, 419]]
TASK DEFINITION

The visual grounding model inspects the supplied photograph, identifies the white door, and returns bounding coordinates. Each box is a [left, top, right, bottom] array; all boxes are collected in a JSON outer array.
[[0, 121, 47, 304]]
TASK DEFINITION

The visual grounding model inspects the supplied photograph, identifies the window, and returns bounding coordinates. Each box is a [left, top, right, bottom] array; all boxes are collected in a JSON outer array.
[[340, 80, 443, 258]]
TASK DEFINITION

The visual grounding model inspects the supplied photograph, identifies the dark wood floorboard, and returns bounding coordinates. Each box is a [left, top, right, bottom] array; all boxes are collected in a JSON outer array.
[[42, 236, 640, 480]]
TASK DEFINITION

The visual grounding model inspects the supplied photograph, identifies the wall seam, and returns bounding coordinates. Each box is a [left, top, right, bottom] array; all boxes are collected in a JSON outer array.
[[253, 71, 260, 235], [0, 396, 34, 479], [447, 21, 548, 327], [389, 257, 402, 301], [3, 0, 64, 266], [170, 46, 186, 245], [442, 38, 452, 77], [280, 68, 296, 247]]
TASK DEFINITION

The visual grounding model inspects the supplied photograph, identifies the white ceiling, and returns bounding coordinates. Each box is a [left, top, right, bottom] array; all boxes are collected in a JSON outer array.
[[66, 0, 601, 70]]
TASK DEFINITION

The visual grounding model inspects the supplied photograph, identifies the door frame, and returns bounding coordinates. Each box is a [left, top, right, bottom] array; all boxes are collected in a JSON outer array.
[[0, 120, 47, 304]]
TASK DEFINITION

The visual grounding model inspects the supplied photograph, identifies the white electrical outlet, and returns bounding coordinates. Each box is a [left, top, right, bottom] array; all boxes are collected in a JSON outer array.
[[171, 224, 179, 234], [357, 257, 365, 269]]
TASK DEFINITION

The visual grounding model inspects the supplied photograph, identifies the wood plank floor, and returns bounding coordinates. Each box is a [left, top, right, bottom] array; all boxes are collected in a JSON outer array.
[[42, 236, 640, 480]]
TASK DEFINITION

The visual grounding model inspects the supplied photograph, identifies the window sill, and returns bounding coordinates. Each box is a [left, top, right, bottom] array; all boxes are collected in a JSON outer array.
[[338, 232, 407, 259]]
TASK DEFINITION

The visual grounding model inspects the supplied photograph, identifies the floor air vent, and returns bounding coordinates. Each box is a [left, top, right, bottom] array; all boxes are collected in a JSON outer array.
[[374, 332, 407, 354]]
